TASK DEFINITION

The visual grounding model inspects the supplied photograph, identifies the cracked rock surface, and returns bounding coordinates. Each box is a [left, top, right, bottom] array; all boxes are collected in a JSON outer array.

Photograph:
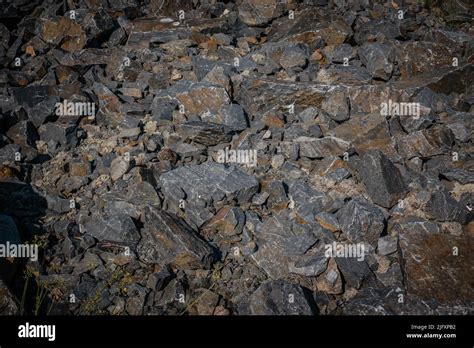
[[0, 0, 473, 315]]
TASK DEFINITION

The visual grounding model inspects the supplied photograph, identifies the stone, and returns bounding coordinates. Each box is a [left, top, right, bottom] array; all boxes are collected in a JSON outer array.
[[397, 219, 474, 305], [337, 198, 385, 245], [249, 280, 315, 315], [354, 150, 407, 208], [359, 43, 394, 81], [295, 136, 351, 159], [321, 91, 350, 122], [160, 162, 259, 229], [0, 279, 19, 315], [176, 121, 233, 146], [238, 0, 285, 26], [79, 213, 140, 246], [137, 207, 215, 269], [425, 189, 471, 224], [377, 236, 398, 256], [110, 156, 130, 182]]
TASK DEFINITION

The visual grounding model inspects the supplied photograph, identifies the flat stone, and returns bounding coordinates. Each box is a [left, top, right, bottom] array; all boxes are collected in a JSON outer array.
[[397, 218, 474, 305], [295, 136, 351, 159], [137, 207, 215, 269], [377, 235, 398, 255], [80, 213, 140, 246], [159, 162, 259, 228]]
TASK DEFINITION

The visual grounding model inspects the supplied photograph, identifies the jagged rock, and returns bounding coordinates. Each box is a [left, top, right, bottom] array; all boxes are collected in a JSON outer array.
[[425, 189, 471, 224], [359, 43, 394, 81], [295, 136, 351, 159], [353, 150, 407, 208], [337, 198, 385, 245], [238, 0, 285, 26], [377, 236, 398, 256], [249, 280, 315, 315], [137, 207, 215, 269], [79, 213, 140, 246], [160, 162, 258, 229], [176, 121, 233, 146]]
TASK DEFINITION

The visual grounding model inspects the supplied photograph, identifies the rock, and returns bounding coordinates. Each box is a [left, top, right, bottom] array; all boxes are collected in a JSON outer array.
[[337, 198, 385, 245], [137, 207, 215, 269], [396, 126, 455, 159], [425, 189, 471, 224], [377, 236, 398, 256], [39, 17, 86, 52], [0, 214, 21, 245], [160, 162, 259, 228], [397, 218, 474, 305], [354, 150, 407, 208], [321, 91, 350, 122], [249, 280, 315, 315], [176, 121, 233, 146], [79, 213, 140, 246], [238, 0, 285, 26], [335, 256, 374, 289], [279, 44, 308, 70], [0, 279, 18, 314], [110, 156, 130, 181], [359, 43, 394, 81], [295, 136, 351, 159]]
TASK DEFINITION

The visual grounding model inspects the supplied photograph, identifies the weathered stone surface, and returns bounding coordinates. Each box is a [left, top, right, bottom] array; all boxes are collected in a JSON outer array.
[[137, 207, 215, 269], [238, 0, 285, 26], [0, 279, 18, 315], [354, 150, 407, 208], [296, 136, 351, 159], [160, 162, 259, 228], [337, 198, 385, 245], [359, 43, 394, 81], [249, 280, 315, 315], [397, 218, 474, 305], [79, 213, 140, 246]]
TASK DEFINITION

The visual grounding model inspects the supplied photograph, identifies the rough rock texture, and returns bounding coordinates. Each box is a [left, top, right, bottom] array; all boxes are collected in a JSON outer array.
[[0, 0, 472, 317]]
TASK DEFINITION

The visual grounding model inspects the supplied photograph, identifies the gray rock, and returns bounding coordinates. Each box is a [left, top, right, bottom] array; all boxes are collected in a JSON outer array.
[[354, 150, 407, 208], [359, 43, 394, 81], [160, 162, 259, 228], [337, 198, 385, 245], [377, 236, 398, 255], [295, 136, 351, 159], [321, 90, 350, 122], [176, 121, 233, 146], [335, 256, 374, 289], [80, 213, 140, 246], [137, 207, 215, 269], [249, 280, 315, 315], [426, 189, 471, 224]]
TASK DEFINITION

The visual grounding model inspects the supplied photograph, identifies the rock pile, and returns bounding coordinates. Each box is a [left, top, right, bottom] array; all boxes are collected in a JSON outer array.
[[0, 0, 472, 315]]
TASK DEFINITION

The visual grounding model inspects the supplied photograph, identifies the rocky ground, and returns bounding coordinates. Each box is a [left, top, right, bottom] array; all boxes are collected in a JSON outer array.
[[0, 0, 473, 315]]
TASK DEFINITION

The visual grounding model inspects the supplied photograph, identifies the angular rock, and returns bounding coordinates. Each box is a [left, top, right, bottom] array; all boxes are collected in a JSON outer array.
[[354, 150, 407, 208], [137, 207, 215, 269], [337, 198, 385, 245], [249, 280, 314, 315]]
